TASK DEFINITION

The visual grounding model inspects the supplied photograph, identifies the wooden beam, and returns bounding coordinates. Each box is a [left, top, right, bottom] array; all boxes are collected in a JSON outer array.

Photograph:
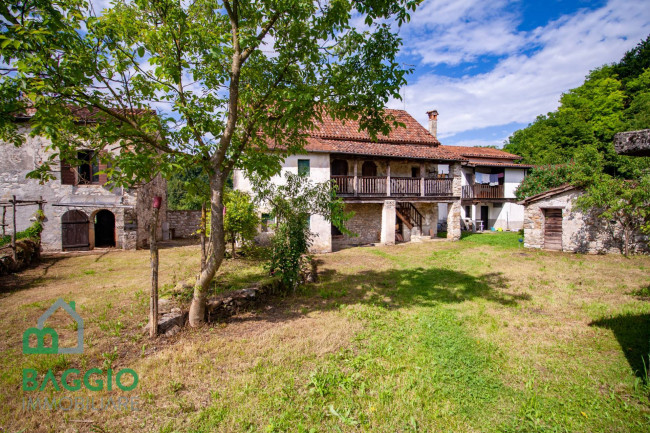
[[353, 159, 358, 196], [11, 195, 17, 262], [420, 163, 425, 197], [386, 160, 391, 197]]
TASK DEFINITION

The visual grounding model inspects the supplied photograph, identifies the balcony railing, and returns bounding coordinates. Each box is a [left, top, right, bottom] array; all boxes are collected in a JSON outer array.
[[332, 176, 453, 197], [462, 184, 505, 199]]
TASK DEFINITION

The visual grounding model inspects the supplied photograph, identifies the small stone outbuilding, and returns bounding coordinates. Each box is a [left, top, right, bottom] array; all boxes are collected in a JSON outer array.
[[520, 184, 648, 254]]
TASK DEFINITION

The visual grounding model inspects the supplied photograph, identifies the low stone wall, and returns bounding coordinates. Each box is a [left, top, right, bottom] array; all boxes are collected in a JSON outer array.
[[166, 210, 201, 239], [0, 239, 40, 276]]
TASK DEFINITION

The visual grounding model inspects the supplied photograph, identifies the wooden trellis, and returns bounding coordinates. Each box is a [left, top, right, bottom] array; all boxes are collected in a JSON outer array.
[[0, 196, 46, 261]]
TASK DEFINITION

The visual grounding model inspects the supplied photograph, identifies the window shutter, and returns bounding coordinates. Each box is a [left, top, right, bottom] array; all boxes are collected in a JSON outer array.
[[61, 161, 76, 185]]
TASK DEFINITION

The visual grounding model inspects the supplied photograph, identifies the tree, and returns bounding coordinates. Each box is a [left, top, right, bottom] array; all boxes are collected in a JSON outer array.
[[574, 175, 650, 255], [1, 0, 418, 326], [223, 189, 259, 258], [167, 166, 210, 211], [254, 172, 351, 290], [504, 35, 650, 178]]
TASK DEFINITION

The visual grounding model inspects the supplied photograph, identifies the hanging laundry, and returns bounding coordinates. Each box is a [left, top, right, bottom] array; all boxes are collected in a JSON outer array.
[[489, 173, 499, 186]]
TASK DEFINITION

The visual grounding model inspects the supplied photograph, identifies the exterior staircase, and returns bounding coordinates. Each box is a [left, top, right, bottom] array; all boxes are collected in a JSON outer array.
[[396, 202, 423, 234]]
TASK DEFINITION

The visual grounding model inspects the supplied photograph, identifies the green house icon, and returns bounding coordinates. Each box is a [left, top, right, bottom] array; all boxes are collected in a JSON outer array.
[[22, 299, 84, 355]]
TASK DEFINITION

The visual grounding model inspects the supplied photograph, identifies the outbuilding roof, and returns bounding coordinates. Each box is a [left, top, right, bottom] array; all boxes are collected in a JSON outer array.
[[518, 184, 580, 206]]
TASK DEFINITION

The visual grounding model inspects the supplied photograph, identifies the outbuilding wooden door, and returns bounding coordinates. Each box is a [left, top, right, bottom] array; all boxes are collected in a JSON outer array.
[[61, 210, 90, 251], [543, 209, 562, 251]]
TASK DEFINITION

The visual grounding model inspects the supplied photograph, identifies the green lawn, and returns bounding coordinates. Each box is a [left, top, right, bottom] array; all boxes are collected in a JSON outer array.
[[1, 234, 649, 432]]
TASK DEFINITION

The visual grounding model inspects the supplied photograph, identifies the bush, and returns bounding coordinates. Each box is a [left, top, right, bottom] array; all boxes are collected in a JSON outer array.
[[514, 163, 575, 200]]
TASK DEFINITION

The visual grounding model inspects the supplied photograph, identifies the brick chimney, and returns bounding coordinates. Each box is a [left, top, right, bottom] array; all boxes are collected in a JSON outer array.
[[427, 110, 438, 139]]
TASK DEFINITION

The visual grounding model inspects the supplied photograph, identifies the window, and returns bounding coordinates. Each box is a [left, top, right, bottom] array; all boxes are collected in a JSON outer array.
[[298, 159, 310, 176], [61, 150, 103, 186], [493, 203, 503, 209], [465, 206, 471, 217], [331, 223, 343, 236], [261, 213, 274, 232], [411, 166, 420, 178]]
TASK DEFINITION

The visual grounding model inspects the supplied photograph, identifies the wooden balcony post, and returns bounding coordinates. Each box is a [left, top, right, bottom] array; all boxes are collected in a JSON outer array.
[[386, 160, 391, 196], [420, 163, 425, 197], [353, 159, 358, 196]]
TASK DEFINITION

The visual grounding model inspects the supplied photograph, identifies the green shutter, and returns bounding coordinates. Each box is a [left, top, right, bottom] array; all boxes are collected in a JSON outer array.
[[298, 159, 310, 176]]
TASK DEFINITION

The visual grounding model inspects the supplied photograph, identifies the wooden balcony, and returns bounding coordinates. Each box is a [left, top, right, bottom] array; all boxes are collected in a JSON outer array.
[[462, 184, 505, 199], [332, 176, 453, 198]]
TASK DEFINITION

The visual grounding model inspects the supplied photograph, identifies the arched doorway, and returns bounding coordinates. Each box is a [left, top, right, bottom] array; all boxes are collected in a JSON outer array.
[[331, 159, 348, 176], [61, 210, 89, 251], [361, 161, 377, 177], [94, 210, 116, 248]]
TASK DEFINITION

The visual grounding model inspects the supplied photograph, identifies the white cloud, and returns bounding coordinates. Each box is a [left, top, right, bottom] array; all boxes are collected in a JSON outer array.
[[392, 0, 650, 142]]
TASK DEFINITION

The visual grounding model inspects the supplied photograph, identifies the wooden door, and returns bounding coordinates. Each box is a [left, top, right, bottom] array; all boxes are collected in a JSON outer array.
[[544, 209, 563, 251], [61, 210, 89, 251]]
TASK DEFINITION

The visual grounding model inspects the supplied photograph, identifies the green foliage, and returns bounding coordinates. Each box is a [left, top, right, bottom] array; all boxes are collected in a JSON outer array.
[[514, 163, 576, 201], [254, 173, 353, 290], [504, 35, 650, 178], [574, 174, 650, 255], [224, 190, 259, 255], [0, 210, 44, 246], [167, 166, 210, 211]]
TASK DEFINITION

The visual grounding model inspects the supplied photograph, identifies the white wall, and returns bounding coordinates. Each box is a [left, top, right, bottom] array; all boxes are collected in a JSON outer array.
[[233, 152, 332, 252], [504, 168, 526, 198]]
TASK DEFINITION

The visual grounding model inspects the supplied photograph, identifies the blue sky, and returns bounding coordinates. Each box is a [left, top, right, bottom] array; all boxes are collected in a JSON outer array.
[[386, 0, 650, 147]]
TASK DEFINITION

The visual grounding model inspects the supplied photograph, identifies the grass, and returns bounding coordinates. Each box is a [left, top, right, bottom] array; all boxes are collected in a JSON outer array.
[[0, 236, 649, 432]]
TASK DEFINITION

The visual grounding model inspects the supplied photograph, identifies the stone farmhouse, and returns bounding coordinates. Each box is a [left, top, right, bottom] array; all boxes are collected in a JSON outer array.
[[0, 112, 166, 252], [234, 109, 530, 253]]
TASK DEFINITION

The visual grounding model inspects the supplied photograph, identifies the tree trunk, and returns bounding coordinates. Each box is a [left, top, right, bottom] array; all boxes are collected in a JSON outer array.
[[623, 226, 630, 256], [188, 175, 226, 327], [200, 202, 206, 270], [231, 237, 236, 259], [149, 207, 160, 338]]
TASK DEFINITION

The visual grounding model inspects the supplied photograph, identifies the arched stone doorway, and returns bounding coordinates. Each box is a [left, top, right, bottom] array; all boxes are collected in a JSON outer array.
[[361, 161, 377, 177], [94, 210, 116, 248], [61, 210, 89, 251]]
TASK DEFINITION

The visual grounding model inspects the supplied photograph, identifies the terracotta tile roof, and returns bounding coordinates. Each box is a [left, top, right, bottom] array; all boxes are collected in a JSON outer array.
[[299, 109, 465, 161], [311, 109, 440, 145], [305, 137, 462, 161], [467, 162, 533, 169], [441, 145, 522, 160]]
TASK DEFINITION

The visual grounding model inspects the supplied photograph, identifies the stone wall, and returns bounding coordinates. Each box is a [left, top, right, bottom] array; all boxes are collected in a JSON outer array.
[[523, 189, 648, 254], [332, 203, 382, 250], [166, 210, 201, 239], [1, 125, 165, 251]]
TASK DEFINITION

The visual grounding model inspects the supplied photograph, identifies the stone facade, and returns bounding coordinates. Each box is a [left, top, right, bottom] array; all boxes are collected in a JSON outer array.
[[0, 126, 166, 251], [523, 188, 648, 254], [167, 210, 202, 239], [332, 203, 382, 250]]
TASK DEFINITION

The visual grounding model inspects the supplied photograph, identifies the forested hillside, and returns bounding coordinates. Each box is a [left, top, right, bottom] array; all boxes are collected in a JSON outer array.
[[504, 35, 650, 178]]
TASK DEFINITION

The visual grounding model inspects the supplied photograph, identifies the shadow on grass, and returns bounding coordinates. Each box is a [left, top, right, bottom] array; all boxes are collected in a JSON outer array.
[[590, 313, 650, 382], [0, 256, 65, 294], [226, 266, 530, 326]]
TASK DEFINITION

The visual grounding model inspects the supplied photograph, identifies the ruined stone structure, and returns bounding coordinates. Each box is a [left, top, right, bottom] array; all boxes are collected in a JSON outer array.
[[166, 210, 201, 239], [614, 129, 650, 157], [520, 184, 648, 254], [0, 125, 166, 252], [234, 109, 529, 252]]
